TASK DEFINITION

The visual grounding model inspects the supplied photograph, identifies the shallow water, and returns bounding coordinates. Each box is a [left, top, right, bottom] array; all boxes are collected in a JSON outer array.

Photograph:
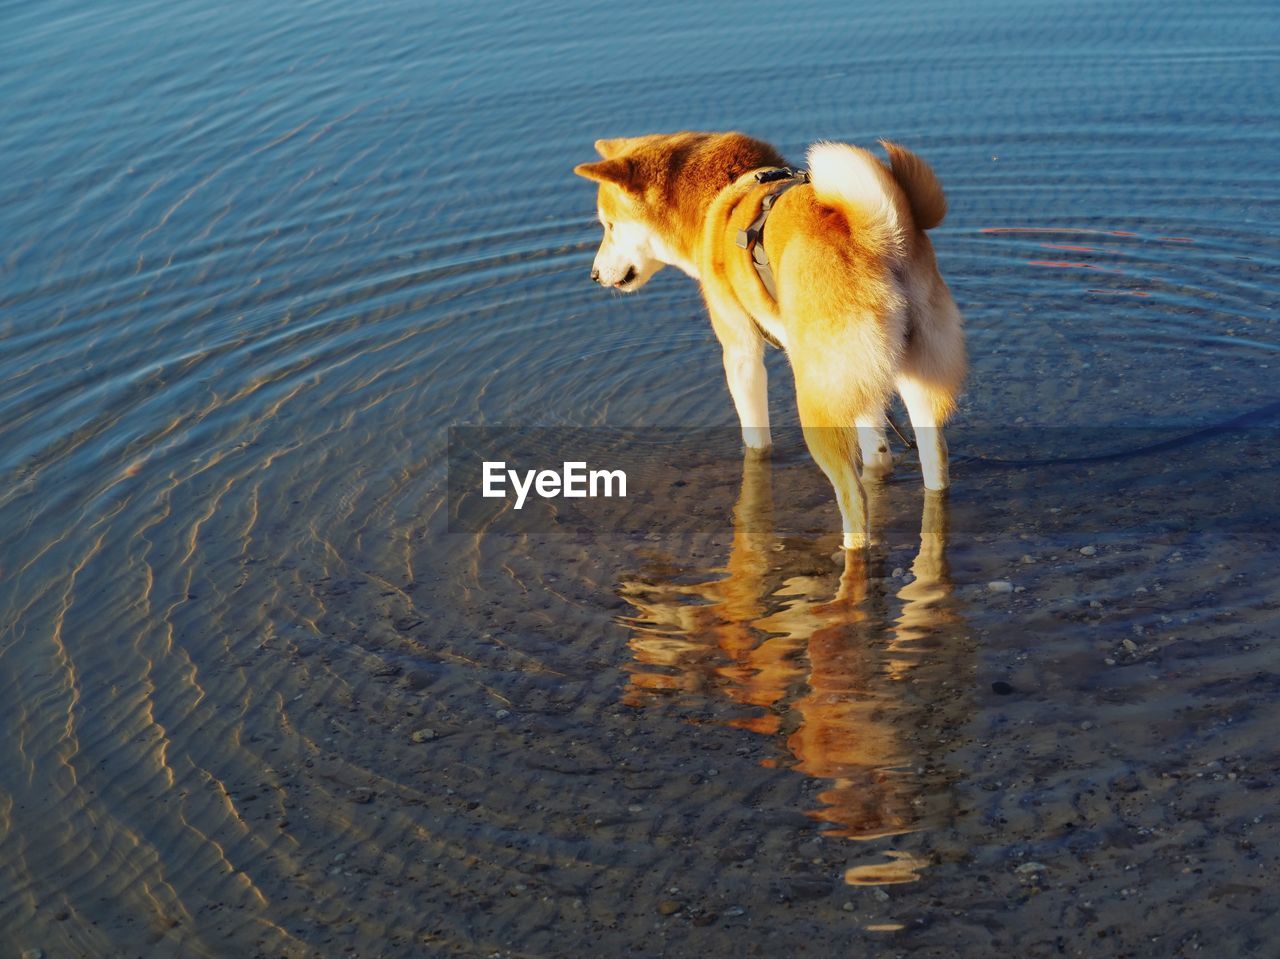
[[2, 0, 1279, 956]]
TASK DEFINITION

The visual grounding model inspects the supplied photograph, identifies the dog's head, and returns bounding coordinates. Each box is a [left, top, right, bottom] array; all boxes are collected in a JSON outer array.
[[573, 136, 668, 293], [574, 132, 789, 292]]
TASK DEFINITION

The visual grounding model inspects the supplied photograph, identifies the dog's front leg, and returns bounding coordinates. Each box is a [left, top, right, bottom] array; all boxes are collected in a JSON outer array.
[[722, 339, 771, 451], [709, 302, 771, 451]]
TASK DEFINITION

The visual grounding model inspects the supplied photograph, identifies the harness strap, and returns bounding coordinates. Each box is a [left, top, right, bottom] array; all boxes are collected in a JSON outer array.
[[735, 167, 810, 303]]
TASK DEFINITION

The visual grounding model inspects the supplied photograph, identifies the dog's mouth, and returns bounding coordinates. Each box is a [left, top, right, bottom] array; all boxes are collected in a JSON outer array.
[[614, 266, 638, 289]]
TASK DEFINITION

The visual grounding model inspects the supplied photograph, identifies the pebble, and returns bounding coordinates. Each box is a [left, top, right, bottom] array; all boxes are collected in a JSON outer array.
[[1020, 554, 1035, 565], [351, 787, 374, 804], [892, 567, 905, 579], [987, 580, 1014, 593], [657, 899, 682, 916], [403, 668, 435, 690], [22, 950, 44, 959], [1122, 639, 1139, 653], [724, 906, 747, 917], [1080, 545, 1098, 556], [842, 901, 855, 912], [410, 728, 437, 743], [872, 888, 890, 902], [777, 875, 832, 901], [1113, 772, 1144, 793], [1016, 861, 1047, 874], [494, 709, 511, 719]]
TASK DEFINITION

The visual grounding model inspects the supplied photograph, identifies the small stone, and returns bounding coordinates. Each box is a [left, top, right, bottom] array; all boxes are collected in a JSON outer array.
[[1020, 554, 1035, 565], [351, 787, 374, 804], [1104, 657, 1117, 666], [403, 668, 435, 690], [987, 580, 1014, 594], [724, 906, 747, 917], [842, 901, 855, 912], [1089, 599, 1103, 608], [717, 841, 753, 864], [494, 709, 510, 720], [410, 728, 437, 743], [1113, 773, 1144, 793], [657, 899, 682, 916], [1121, 639, 1138, 653], [872, 888, 890, 902], [1079, 546, 1098, 557], [776, 875, 832, 901], [1016, 861, 1047, 875], [892, 567, 905, 579], [22, 951, 44, 959]]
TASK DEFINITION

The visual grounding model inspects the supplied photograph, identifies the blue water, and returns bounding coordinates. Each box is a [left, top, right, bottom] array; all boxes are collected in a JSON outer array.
[[2, 1, 1278, 955]]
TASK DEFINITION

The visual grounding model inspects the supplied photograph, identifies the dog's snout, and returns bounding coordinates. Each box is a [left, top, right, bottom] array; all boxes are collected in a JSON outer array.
[[590, 267, 601, 284]]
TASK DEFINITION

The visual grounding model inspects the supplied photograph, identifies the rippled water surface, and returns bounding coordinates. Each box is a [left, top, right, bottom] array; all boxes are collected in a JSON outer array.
[[3, 0, 1279, 956]]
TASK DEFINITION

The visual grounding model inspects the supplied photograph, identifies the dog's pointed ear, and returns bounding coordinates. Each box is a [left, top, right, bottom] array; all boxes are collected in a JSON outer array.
[[573, 156, 635, 188], [593, 137, 631, 158]]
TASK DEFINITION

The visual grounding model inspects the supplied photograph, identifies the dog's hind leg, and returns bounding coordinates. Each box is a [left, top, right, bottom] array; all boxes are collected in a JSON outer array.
[[794, 380, 869, 550], [897, 375, 949, 490]]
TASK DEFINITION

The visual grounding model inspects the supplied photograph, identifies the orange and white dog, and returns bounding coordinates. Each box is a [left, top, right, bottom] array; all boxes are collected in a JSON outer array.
[[574, 132, 966, 549]]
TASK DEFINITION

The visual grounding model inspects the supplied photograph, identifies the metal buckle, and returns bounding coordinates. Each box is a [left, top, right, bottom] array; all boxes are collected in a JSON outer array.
[[755, 168, 788, 184]]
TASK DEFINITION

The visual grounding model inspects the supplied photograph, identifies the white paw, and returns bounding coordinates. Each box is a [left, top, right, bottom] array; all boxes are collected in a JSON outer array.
[[861, 449, 895, 482], [841, 531, 868, 551]]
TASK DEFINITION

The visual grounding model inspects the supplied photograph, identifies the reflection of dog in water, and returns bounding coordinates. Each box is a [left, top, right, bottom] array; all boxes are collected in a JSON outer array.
[[617, 455, 972, 878], [575, 132, 966, 550]]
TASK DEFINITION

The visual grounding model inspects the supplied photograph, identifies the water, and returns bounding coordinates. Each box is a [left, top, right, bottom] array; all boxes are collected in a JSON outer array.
[[2, 0, 1278, 955]]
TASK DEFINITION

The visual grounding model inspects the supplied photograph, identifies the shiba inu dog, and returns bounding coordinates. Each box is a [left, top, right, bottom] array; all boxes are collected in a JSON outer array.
[[574, 131, 966, 549]]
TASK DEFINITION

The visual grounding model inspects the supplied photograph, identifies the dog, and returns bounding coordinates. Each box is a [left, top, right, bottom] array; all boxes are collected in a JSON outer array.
[[573, 132, 966, 549]]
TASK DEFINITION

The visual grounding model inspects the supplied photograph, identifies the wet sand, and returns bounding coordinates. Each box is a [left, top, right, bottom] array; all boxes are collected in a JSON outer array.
[[7, 432, 1279, 957]]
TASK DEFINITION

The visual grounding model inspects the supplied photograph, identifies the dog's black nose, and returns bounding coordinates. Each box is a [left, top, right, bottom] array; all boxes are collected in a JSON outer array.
[[590, 268, 601, 284]]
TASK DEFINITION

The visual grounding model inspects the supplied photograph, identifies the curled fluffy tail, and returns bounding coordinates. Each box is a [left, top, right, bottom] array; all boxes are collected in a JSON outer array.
[[806, 140, 948, 243], [807, 141, 905, 256], [879, 139, 947, 231]]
